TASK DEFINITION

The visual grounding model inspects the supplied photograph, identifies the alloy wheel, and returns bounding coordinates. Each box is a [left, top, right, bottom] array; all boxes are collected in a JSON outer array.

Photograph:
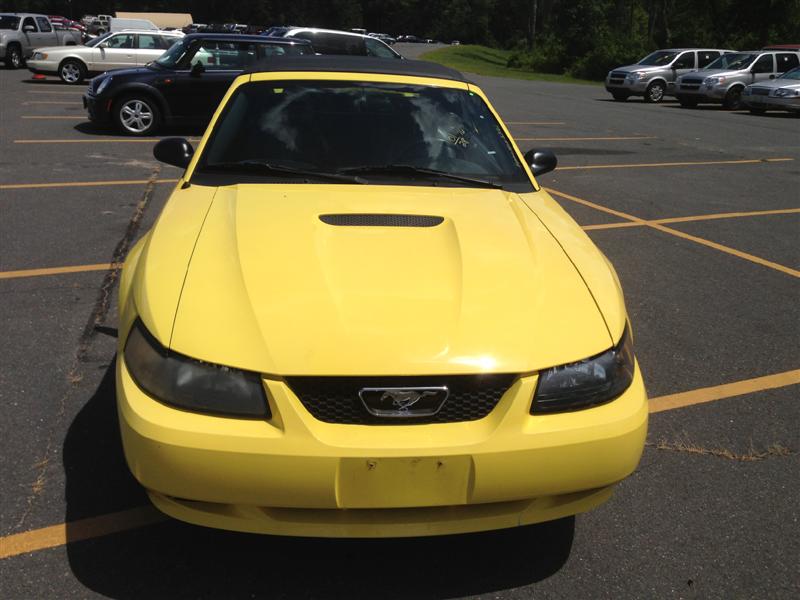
[[119, 99, 154, 134], [61, 63, 81, 83]]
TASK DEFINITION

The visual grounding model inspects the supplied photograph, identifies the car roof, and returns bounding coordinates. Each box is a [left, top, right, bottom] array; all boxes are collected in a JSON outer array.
[[182, 32, 310, 45], [243, 55, 467, 82], [285, 27, 372, 40]]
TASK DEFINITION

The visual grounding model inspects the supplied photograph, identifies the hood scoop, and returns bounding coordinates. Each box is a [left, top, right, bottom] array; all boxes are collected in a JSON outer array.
[[320, 214, 444, 227]]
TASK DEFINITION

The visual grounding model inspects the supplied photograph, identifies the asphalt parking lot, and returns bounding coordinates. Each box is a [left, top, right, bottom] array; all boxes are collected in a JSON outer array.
[[1, 47, 799, 598]]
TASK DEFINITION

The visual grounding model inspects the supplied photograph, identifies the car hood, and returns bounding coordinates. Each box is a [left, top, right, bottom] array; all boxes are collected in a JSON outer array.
[[141, 184, 613, 376], [748, 79, 800, 89], [610, 64, 664, 74]]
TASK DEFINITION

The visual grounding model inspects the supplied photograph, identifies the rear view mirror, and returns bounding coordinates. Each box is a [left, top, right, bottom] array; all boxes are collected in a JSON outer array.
[[154, 137, 194, 169], [524, 149, 558, 177]]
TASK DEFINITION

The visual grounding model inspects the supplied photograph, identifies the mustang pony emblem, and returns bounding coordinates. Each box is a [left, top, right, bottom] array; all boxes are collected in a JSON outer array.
[[359, 386, 450, 418], [381, 389, 438, 411]]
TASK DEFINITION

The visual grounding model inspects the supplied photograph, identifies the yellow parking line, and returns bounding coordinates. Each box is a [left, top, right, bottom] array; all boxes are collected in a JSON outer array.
[[547, 187, 800, 278], [582, 207, 800, 231], [27, 90, 86, 94], [507, 121, 566, 125], [649, 369, 800, 414], [22, 101, 82, 105], [0, 179, 179, 191], [516, 136, 656, 141], [558, 158, 794, 170], [21, 116, 85, 120], [0, 506, 165, 559], [0, 263, 119, 280], [0, 367, 797, 559]]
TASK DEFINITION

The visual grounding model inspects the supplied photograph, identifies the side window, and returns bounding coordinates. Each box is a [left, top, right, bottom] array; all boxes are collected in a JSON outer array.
[[105, 34, 135, 49], [751, 54, 774, 73], [304, 32, 365, 56], [35, 17, 52, 32], [259, 44, 287, 57], [698, 51, 720, 68], [777, 53, 800, 72], [160, 36, 180, 50], [192, 42, 258, 70], [365, 38, 397, 59], [22, 17, 38, 32], [672, 52, 694, 69], [136, 34, 165, 50]]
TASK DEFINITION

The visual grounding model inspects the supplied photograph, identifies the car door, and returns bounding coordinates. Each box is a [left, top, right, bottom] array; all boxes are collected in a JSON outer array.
[[775, 52, 800, 75], [167, 41, 256, 122], [20, 16, 42, 55], [670, 51, 695, 81], [750, 54, 775, 83], [91, 33, 136, 70], [34, 17, 58, 47], [697, 50, 721, 69]]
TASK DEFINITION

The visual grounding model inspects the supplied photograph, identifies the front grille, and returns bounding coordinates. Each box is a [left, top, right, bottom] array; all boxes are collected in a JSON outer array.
[[286, 374, 517, 425], [750, 87, 771, 96], [609, 71, 626, 83]]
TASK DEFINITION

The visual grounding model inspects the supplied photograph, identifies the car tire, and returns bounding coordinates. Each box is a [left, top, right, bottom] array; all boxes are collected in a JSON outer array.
[[113, 95, 161, 136], [748, 108, 766, 116], [644, 81, 665, 103], [611, 92, 629, 102], [5, 44, 23, 69], [59, 59, 86, 84], [678, 97, 698, 108], [723, 86, 744, 110]]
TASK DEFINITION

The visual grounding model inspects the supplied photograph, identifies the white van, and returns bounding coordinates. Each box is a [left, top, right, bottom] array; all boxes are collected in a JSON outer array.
[[109, 17, 157, 32]]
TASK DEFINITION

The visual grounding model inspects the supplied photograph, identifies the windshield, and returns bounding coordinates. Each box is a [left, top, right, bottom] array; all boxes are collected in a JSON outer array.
[[637, 51, 678, 66], [196, 81, 531, 190], [705, 52, 758, 70], [779, 66, 800, 80], [86, 31, 113, 47], [0, 15, 21, 29]]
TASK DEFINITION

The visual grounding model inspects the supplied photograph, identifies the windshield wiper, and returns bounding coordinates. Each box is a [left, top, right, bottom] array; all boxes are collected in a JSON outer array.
[[202, 161, 366, 184], [338, 165, 503, 189]]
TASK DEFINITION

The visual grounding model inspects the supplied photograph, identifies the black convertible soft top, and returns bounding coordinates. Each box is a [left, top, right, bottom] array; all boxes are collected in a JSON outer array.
[[243, 55, 468, 83]]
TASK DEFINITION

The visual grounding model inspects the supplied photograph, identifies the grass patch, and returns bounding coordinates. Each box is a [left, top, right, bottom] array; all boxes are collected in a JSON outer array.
[[420, 45, 600, 86]]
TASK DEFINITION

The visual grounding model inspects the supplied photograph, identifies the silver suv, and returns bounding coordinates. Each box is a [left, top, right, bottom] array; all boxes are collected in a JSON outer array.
[[606, 48, 734, 103], [674, 50, 800, 109]]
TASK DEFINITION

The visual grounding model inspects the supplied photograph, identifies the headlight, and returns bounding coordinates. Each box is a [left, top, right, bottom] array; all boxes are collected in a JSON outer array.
[[774, 87, 800, 97], [124, 319, 270, 418], [531, 326, 635, 413], [32, 52, 48, 60], [626, 71, 647, 81], [95, 75, 112, 95], [704, 76, 725, 86]]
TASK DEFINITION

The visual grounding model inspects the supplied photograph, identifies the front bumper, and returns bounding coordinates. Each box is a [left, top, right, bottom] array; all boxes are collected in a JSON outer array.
[[605, 79, 649, 95], [742, 95, 800, 112], [83, 92, 112, 124], [117, 356, 648, 537], [26, 58, 59, 76], [675, 82, 727, 104]]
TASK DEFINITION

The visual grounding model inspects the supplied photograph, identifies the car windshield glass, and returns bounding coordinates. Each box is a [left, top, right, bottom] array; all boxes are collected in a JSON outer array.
[[86, 31, 113, 47], [0, 15, 21, 29], [779, 66, 800, 80], [637, 51, 678, 66], [196, 81, 531, 190], [705, 52, 757, 70]]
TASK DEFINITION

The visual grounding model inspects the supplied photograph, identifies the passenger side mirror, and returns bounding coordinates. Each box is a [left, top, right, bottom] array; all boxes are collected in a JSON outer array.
[[23, 25, 35, 32], [191, 61, 205, 76], [769, 74, 776, 79], [524, 149, 558, 177], [153, 137, 194, 169]]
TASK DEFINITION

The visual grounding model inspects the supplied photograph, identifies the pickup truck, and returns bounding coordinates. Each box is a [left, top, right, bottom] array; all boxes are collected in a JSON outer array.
[[1, 13, 82, 68]]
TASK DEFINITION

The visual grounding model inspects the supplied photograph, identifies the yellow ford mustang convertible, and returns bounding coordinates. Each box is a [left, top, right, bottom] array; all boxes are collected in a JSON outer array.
[[117, 56, 648, 537]]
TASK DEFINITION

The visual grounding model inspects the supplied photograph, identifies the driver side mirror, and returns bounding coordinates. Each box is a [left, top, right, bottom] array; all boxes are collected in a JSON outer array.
[[153, 137, 194, 169], [191, 61, 205, 76], [769, 74, 776, 79], [524, 149, 558, 177], [23, 25, 35, 32]]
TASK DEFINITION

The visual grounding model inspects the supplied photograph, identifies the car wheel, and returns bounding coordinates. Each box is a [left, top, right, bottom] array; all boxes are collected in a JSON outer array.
[[59, 59, 86, 84], [723, 86, 744, 110], [644, 81, 665, 103], [5, 44, 23, 69], [748, 108, 766, 116], [611, 92, 629, 102], [114, 96, 161, 136], [678, 97, 698, 108]]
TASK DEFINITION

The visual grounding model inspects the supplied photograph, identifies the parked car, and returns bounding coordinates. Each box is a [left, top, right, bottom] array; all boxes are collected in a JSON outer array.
[[82, 14, 111, 35], [48, 16, 87, 35], [368, 32, 396, 45], [27, 30, 184, 84], [742, 65, 800, 114], [83, 34, 313, 135], [109, 17, 159, 33], [605, 48, 735, 102], [397, 35, 421, 43], [119, 55, 647, 538], [0, 13, 83, 68], [279, 27, 401, 59], [674, 49, 800, 109]]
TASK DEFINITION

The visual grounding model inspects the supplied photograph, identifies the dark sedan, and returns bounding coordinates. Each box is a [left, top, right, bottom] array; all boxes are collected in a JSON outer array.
[[83, 34, 312, 135]]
